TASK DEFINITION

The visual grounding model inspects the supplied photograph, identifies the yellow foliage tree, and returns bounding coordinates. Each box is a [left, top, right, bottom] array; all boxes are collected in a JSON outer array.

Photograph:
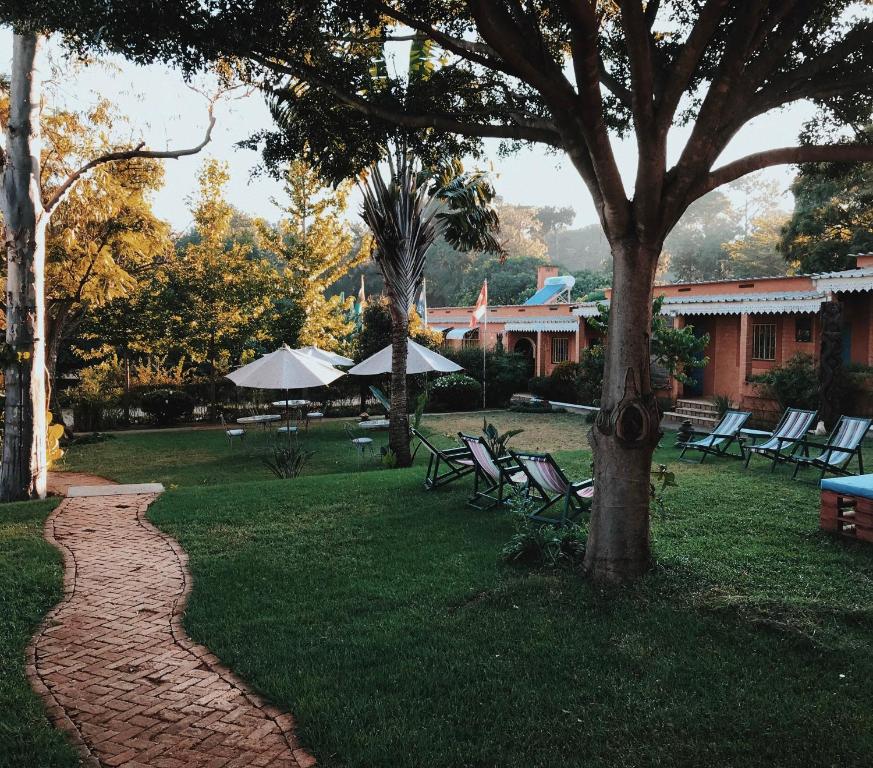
[[162, 159, 277, 410], [261, 159, 366, 351]]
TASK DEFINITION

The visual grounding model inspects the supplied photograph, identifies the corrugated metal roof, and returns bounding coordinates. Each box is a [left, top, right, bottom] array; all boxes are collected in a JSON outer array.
[[445, 327, 473, 340], [663, 290, 823, 305], [504, 318, 578, 332]]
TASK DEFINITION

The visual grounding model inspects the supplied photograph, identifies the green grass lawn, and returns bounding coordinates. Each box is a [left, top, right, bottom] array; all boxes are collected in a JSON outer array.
[[0, 498, 79, 768], [13, 413, 873, 766]]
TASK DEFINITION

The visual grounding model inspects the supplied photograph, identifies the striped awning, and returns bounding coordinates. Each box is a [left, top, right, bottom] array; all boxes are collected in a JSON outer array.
[[504, 318, 578, 332], [662, 292, 827, 316], [445, 327, 474, 340]]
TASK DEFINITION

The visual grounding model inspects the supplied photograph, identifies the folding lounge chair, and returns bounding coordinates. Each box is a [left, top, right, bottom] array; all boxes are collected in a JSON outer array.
[[458, 433, 526, 509], [743, 408, 817, 471], [510, 450, 594, 525], [411, 428, 475, 489], [678, 409, 751, 463], [789, 415, 872, 480]]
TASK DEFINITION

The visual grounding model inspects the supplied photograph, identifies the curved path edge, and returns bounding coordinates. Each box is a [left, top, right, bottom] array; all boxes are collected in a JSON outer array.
[[26, 482, 315, 768]]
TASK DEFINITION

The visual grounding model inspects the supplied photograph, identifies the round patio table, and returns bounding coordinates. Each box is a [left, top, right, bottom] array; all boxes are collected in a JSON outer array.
[[237, 414, 282, 430], [358, 419, 390, 430]]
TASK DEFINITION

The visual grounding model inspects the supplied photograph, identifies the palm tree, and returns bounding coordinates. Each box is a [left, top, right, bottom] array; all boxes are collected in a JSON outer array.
[[359, 147, 501, 466]]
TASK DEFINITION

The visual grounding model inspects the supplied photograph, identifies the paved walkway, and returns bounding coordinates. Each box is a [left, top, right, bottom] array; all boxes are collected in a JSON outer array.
[[28, 479, 314, 768]]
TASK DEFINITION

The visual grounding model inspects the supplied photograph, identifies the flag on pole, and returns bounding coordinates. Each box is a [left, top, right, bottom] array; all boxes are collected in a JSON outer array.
[[470, 280, 488, 327], [358, 274, 367, 308], [417, 279, 429, 324]]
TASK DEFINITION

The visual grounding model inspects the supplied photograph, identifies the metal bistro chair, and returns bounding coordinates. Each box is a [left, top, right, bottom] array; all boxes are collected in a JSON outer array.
[[345, 423, 375, 464], [220, 413, 246, 447]]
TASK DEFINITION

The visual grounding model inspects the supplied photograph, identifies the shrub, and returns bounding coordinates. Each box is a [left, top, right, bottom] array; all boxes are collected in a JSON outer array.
[[576, 344, 605, 405], [501, 492, 586, 569], [528, 375, 553, 399], [429, 373, 482, 411], [140, 389, 196, 425], [66, 359, 125, 431], [441, 348, 531, 407], [713, 393, 734, 418], [754, 353, 818, 412], [549, 361, 582, 402]]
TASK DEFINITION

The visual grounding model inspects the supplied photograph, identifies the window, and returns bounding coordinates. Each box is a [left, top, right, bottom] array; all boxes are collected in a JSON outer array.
[[795, 316, 813, 343], [551, 337, 569, 363], [752, 323, 776, 360], [462, 328, 479, 349]]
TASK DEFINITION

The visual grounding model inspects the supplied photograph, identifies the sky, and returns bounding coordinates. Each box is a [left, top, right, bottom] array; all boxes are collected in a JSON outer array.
[[2, 31, 818, 234]]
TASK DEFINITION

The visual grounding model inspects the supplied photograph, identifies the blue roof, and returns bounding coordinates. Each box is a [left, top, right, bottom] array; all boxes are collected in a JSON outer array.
[[523, 283, 564, 305]]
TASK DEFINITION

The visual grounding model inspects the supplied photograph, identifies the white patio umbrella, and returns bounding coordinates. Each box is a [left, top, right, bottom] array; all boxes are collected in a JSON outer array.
[[227, 344, 345, 389], [348, 338, 462, 376], [297, 345, 354, 368]]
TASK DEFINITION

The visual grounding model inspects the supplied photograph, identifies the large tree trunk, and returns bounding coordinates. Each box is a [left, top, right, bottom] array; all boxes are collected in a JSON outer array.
[[388, 301, 411, 467], [584, 240, 662, 583], [0, 34, 48, 501]]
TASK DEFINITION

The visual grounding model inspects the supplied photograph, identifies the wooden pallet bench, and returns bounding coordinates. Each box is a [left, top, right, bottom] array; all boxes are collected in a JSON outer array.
[[820, 474, 873, 543]]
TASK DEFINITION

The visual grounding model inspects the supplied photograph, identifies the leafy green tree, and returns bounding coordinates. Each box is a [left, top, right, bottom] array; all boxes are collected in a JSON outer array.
[[724, 210, 791, 278], [664, 191, 740, 282], [260, 159, 365, 351], [780, 150, 873, 273], [10, 1, 873, 577], [161, 160, 277, 411]]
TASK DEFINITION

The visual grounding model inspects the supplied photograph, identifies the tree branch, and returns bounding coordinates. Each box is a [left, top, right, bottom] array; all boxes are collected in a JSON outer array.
[[372, 2, 511, 74], [657, 0, 730, 128], [256, 53, 562, 145], [44, 106, 216, 216], [697, 144, 873, 196]]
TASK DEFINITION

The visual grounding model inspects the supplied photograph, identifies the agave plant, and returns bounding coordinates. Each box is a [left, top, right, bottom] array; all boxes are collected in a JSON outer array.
[[358, 146, 501, 466]]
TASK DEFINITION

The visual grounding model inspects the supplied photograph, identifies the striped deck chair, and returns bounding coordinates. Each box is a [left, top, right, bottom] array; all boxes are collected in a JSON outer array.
[[789, 415, 872, 480], [412, 428, 475, 490], [678, 409, 751, 463], [458, 433, 526, 509], [743, 408, 817, 471], [510, 451, 594, 525]]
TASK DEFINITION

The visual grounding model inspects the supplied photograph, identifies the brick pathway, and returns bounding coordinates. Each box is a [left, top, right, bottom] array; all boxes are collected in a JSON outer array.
[[28, 486, 314, 768]]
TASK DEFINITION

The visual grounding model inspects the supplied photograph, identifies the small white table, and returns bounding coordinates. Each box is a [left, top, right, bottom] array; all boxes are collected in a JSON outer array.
[[237, 414, 282, 430], [358, 419, 390, 430], [272, 400, 310, 409]]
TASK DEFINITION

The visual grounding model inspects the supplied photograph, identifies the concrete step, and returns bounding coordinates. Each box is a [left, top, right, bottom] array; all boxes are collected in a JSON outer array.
[[663, 411, 718, 428], [674, 405, 721, 419], [676, 398, 718, 414]]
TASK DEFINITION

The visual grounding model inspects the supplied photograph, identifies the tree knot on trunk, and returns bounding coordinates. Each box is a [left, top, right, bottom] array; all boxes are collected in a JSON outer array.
[[595, 367, 661, 448]]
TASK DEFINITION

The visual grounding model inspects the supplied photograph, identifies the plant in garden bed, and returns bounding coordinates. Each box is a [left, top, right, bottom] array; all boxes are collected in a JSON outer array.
[[262, 441, 314, 479], [481, 418, 523, 456], [501, 491, 586, 570], [429, 373, 482, 411], [139, 389, 196, 425]]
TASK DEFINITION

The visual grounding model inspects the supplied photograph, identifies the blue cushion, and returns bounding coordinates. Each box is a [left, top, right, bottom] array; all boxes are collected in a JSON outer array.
[[821, 473, 873, 499]]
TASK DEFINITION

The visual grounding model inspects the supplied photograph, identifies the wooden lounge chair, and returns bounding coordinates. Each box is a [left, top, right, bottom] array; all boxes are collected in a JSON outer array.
[[458, 433, 526, 509], [678, 409, 751, 463], [743, 408, 817, 471], [411, 427, 475, 489], [510, 450, 594, 525], [788, 415, 872, 480]]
